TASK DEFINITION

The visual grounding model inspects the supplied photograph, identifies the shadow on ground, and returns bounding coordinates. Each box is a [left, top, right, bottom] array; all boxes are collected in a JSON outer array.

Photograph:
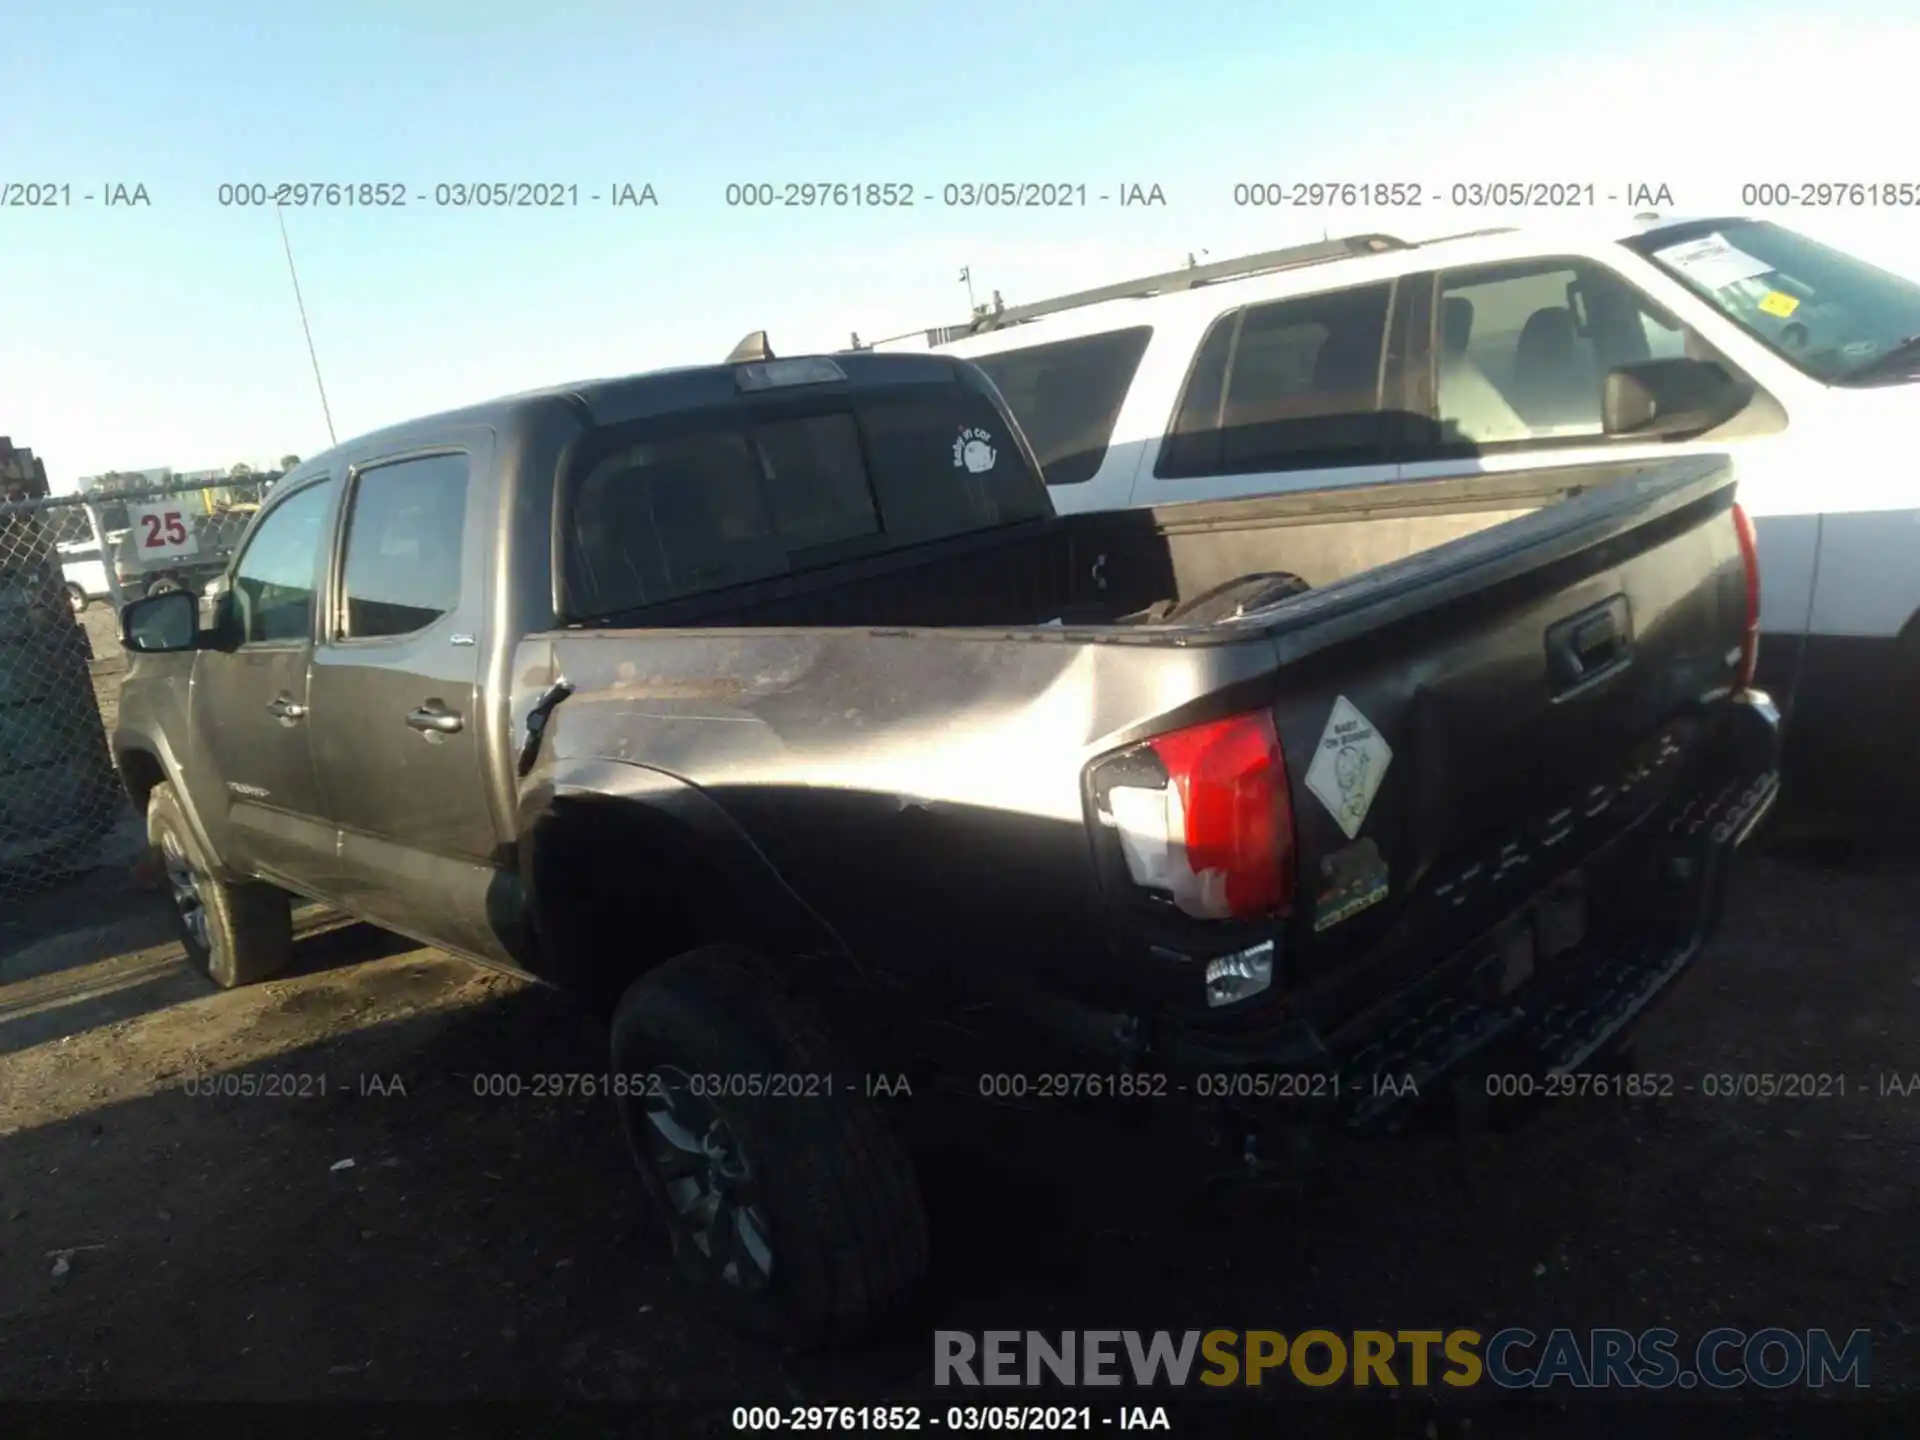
[[0, 845, 1913, 1431], [0, 861, 415, 1058]]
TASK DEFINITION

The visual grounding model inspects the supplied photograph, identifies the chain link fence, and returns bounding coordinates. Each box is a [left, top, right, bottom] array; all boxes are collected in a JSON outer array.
[[1, 450, 281, 905]]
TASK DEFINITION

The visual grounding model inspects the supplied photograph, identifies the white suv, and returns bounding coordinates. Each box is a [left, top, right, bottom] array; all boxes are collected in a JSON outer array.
[[925, 217, 1920, 832]]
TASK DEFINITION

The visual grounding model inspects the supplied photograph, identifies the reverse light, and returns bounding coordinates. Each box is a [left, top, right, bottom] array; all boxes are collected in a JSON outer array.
[[1732, 501, 1761, 688], [734, 357, 846, 391], [1093, 710, 1296, 922]]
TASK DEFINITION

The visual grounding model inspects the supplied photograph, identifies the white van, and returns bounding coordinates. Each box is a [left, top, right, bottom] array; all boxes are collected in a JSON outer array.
[[932, 217, 1920, 830], [57, 538, 113, 613]]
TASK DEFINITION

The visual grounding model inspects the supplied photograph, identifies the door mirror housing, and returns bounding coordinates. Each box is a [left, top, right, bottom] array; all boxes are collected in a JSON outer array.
[[1603, 358, 1752, 439], [121, 589, 203, 654]]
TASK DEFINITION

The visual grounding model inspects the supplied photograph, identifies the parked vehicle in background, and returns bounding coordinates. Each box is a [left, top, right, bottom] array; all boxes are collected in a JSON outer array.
[[928, 217, 1920, 833], [58, 537, 115, 612], [112, 496, 262, 602], [112, 345, 1777, 1344]]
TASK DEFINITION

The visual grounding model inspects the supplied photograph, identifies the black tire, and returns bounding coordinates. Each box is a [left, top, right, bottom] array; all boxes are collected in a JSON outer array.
[[147, 780, 293, 988], [610, 943, 929, 1347], [65, 582, 88, 614], [146, 575, 185, 597]]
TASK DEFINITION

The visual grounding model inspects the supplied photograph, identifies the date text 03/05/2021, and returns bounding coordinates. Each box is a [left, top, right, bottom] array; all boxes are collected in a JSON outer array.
[[159, 1071, 406, 1100], [211, 181, 659, 208], [1227, 180, 1676, 209], [722, 182, 1167, 209], [730, 1404, 1173, 1432]]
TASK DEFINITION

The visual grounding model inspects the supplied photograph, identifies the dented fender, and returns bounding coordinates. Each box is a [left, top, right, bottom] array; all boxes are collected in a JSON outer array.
[[515, 754, 851, 972]]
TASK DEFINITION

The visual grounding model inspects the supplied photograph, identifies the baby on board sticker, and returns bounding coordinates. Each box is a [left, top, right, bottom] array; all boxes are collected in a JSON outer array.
[[1333, 742, 1373, 826], [953, 427, 997, 474]]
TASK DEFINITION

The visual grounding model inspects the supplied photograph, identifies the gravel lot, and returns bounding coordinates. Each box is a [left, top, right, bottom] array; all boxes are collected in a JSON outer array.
[[1, 604, 1913, 1432]]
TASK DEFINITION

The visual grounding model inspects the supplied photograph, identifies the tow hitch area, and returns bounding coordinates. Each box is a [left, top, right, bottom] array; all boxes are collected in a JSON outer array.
[[1325, 756, 1780, 1137]]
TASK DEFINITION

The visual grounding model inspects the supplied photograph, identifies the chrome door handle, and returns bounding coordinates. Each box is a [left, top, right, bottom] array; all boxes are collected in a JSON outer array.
[[406, 703, 464, 735], [266, 696, 308, 721]]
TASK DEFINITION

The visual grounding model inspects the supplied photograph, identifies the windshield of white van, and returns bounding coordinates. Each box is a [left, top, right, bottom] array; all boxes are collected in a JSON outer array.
[[1623, 220, 1920, 387]]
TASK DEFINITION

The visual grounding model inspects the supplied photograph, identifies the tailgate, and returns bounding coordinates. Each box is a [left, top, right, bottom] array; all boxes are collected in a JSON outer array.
[[1262, 454, 1750, 1029]]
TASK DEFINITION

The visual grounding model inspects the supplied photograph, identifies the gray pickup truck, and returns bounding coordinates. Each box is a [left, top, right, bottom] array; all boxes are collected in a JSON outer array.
[[112, 347, 1779, 1343]]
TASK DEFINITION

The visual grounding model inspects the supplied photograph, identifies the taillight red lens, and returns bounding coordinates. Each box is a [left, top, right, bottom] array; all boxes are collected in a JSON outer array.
[[1732, 502, 1761, 688], [1143, 711, 1295, 920]]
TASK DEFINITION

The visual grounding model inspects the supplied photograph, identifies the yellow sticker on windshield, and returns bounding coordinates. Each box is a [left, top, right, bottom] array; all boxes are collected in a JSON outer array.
[[1758, 290, 1801, 318]]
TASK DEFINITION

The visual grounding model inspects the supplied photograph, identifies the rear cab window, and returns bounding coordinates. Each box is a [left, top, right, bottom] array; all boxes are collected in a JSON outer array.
[[560, 363, 1049, 619]]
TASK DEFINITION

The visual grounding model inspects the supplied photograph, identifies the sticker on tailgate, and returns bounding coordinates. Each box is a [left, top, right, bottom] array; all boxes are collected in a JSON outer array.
[[1313, 836, 1390, 932], [1305, 695, 1392, 839]]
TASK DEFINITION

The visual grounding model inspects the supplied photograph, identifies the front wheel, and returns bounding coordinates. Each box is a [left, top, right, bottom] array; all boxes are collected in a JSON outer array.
[[609, 944, 929, 1347], [147, 780, 293, 988]]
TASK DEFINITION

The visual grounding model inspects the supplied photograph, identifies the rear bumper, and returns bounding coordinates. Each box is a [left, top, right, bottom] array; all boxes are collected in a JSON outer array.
[[1150, 689, 1782, 1134]]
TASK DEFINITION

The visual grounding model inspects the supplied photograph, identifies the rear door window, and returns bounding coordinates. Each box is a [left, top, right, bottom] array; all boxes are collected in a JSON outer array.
[[1156, 283, 1396, 478], [337, 452, 470, 639], [967, 327, 1152, 486]]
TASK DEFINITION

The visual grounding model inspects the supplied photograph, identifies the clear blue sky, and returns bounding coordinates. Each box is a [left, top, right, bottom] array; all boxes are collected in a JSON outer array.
[[3, 0, 1916, 483]]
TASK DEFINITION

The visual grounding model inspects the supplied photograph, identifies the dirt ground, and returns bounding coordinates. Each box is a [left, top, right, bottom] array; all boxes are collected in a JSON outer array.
[[2, 818, 1916, 1434]]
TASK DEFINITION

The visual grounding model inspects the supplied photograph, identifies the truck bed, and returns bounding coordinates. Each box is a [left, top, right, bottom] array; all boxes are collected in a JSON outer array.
[[555, 462, 1616, 634]]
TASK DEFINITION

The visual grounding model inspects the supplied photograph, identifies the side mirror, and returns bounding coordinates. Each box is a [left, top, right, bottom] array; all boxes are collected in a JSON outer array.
[[1603, 358, 1752, 439], [122, 589, 202, 654]]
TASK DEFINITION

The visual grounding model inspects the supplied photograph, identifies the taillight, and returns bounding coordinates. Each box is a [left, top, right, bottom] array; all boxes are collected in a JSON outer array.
[[1732, 502, 1761, 689], [1091, 710, 1296, 921]]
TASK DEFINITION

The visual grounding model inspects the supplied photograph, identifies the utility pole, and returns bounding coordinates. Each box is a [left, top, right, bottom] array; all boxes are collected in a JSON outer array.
[[960, 266, 978, 316]]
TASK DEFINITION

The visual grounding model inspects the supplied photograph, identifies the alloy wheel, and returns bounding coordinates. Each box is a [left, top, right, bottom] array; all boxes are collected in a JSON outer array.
[[632, 1066, 775, 1292], [159, 829, 211, 953]]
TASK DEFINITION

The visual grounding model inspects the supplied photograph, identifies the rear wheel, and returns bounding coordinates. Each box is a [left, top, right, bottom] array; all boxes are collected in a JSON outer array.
[[146, 575, 185, 597], [147, 781, 292, 988], [609, 943, 929, 1346], [65, 582, 88, 614]]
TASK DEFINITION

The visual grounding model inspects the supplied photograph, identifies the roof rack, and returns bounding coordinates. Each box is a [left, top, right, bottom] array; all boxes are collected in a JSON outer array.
[[966, 232, 1412, 334], [1404, 225, 1517, 246]]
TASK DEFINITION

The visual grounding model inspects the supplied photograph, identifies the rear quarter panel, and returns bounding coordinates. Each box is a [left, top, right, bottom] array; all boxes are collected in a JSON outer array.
[[522, 625, 1281, 999]]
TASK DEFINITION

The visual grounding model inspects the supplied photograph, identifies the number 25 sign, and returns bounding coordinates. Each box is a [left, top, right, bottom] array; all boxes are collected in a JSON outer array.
[[129, 502, 200, 560]]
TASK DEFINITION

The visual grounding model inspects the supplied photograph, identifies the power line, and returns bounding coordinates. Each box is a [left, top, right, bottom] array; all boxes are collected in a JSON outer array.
[[275, 205, 337, 447]]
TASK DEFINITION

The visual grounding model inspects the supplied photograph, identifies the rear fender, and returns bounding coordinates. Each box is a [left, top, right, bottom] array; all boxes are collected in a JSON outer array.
[[516, 757, 851, 999]]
